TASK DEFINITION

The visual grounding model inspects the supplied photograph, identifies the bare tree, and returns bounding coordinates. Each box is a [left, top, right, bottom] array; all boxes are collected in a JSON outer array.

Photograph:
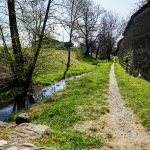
[[16, 0, 52, 48], [96, 11, 123, 61], [135, 0, 150, 9], [6, 0, 53, 109], [61, 0, 83, 78], [77, 0, 103, 57], [7, 0, 25, 85]]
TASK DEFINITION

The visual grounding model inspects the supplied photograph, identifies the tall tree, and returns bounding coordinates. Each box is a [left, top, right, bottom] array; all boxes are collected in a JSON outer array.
[[7, 0, 24, 85], [7, 0, 53, 109], [77, 0, 103, 57], [61, 0, 83, 78], [96, 11, 122, 61]]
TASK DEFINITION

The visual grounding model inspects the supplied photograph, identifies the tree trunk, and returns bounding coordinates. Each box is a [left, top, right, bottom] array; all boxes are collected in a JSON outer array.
[[85, 39, 90, 57], [63, 48, 71, 78], [63, 0, 74, 79], [107, 47, 111, 61], [22, 0, 52, 96], [7, 0, 26, 110], [13, 94, 26, 111], [96, 46, 100, 59], [7, 0, 52, 110], [7, 0, 24, 85], [63, 28, 72, 78], [90, 48, 93, 58]]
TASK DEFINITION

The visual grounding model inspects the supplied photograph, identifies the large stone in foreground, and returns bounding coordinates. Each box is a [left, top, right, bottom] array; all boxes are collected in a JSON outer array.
[[0, 141, 56, 150], [8, 123, 51, 143], [4, 143, 56, 150], [0, 121, 16, 129], [0, 140, 8, 149], [0, 122, 54, 150]]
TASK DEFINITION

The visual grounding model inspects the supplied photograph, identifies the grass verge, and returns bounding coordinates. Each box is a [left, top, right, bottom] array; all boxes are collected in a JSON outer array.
[[27, 62, 111, 150], [115, 63, 150, 130]]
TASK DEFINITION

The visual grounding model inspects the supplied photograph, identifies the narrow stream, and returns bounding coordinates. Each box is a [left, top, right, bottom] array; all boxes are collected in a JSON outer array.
[[0, 73, 90, 121]]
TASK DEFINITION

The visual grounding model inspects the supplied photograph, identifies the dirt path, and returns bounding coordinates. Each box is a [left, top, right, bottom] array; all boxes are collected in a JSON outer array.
[[107, 63, 150, 150]]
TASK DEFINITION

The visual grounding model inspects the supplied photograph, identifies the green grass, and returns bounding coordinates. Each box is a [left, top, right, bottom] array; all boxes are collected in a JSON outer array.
[[0, 48, 96, 102], [27, 62, 111, 150], [33, 49, 96, 84], [115, 63, 150, 130]]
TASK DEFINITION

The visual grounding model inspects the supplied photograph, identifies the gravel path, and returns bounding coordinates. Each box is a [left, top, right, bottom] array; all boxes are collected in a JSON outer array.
[[108, 63, 150, 150]]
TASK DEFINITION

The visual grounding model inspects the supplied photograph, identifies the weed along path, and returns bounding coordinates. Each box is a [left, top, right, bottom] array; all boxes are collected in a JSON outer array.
[[107, 63, 150, 150]]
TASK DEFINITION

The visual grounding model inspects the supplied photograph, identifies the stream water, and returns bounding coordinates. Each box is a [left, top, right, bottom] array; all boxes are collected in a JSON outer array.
[[0, 73, 90, 121]]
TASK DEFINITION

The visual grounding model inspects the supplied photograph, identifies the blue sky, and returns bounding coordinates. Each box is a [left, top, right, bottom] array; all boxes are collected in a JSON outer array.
[[94, 0, 140, 18]]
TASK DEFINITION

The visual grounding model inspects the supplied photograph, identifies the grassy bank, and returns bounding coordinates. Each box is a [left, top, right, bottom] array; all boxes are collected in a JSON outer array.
[[0, 48, 96, 102], [24, 62, 111, 149], [34, 48, 96, 85], [115, 63, 150, 130]]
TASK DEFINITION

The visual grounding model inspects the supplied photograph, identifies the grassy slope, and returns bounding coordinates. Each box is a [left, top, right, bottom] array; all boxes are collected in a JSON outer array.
[[27, 62, 112, 150], [0, 48, 95, 101], [34, 49, 95, 85], [115, 63, 150, 130]]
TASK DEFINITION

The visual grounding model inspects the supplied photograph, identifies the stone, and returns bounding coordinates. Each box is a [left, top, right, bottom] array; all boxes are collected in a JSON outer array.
[[8, 123, 51, 142], [0, 121, 16, 129], [118, 3, 150, 79], [0, 140, 8, 147], [6, 146, 18, 150], [21, 143, 36, 148], [34, 148, 56, 150], [2, 123, 54, 150], [16, 113, 30, 125], [21, 148, 32, 150], [9, 142, 18, 146], [0, 142, 56, 150]]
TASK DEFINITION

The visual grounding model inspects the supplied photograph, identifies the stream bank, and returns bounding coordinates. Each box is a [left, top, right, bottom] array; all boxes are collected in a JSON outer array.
[[0, 73, 90, 121]]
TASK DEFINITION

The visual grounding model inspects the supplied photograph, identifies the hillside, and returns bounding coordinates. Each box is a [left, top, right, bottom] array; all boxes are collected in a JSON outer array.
[[33, 48, 95, 84]]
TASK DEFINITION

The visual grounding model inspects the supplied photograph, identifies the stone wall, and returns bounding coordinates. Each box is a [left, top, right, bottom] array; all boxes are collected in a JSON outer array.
[[118, 2, 150, 79]]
